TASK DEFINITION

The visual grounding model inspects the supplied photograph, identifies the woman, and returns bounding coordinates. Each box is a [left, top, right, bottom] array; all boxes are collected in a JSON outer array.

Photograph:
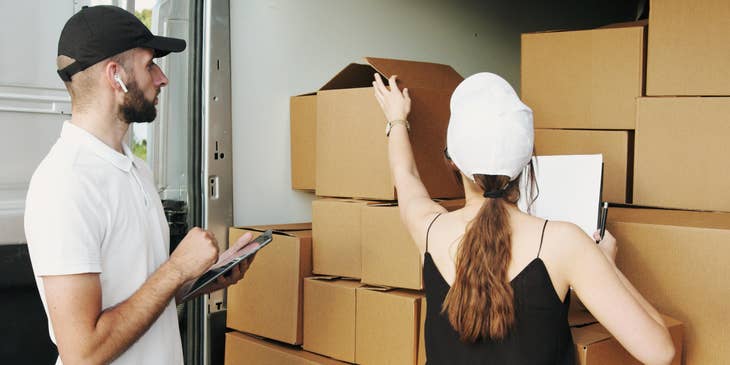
[[372, 72, 675, 365]]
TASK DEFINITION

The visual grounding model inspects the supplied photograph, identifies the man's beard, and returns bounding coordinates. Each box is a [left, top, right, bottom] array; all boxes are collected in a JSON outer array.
[[119, 80, 158, 124]]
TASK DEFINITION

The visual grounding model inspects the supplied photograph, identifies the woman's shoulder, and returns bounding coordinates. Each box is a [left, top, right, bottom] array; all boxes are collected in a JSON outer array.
[[539, 219, 596, 258]]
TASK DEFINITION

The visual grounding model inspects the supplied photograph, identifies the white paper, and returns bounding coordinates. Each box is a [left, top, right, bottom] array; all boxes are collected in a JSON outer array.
[[517, 154, 603, 237]]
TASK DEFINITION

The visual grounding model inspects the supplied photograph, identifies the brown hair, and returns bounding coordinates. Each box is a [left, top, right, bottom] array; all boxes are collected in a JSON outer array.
[[442, 160, 538, 342], [57, 49, 134, 111]]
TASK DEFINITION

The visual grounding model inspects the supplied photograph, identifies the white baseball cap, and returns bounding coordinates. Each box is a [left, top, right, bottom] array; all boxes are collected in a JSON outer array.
[[446, 72, 534, 182]]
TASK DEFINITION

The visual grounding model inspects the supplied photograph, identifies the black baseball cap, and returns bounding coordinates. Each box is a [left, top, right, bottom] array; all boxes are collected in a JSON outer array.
[[57, 5, 186, 82]]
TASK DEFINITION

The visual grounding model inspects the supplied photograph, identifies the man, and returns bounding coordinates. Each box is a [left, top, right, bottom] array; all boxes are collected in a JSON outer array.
[[24, 6, 254, 364]]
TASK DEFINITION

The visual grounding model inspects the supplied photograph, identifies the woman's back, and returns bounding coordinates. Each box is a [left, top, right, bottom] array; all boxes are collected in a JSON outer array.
[[423, 208, 576, 365]]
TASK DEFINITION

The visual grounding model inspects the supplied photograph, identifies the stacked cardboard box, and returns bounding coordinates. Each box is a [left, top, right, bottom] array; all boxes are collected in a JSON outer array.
[[606, 207, 730, 364], [569, 306, 684, 365], [299, 58, 465, 364], [523, 2, 730, 363], [521, 23, 644, 203], [224, 223, 313, 364], [629, 4, 730, 360]]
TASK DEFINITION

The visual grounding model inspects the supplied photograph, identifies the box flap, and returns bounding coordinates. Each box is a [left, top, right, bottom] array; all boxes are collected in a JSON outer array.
[[320, 57, 463, 92], [307, 275, 340, 281], [234, 223, 313, 239], [568, 309, 598, 327], [571, 324, 614, 346], [321, 63, 380, 91], [365, 57, 463, 91], [359, 284, 394, 292]]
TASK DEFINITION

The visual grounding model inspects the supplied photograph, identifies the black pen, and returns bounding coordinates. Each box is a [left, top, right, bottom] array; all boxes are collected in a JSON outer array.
[[596, 201, 609, 243]]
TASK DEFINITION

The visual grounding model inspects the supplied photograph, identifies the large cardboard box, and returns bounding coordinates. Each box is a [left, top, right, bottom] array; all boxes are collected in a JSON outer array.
[[316, 57, 464, 200], [521, 25, 644, 129], [569, 309, 683, 365], [634, 97, 730, 212], [227, 224, 312, 344], [361, 199, 464, 290], [647, 0, 730, 96], [291, 94, 317, 190], [302, 277, 361, 363], [356, 288, 423, 365], [225, 331, 347, 365], [312, 198, 372, 278], [607, 207, 730, 364], [535, 129, 632, 203]]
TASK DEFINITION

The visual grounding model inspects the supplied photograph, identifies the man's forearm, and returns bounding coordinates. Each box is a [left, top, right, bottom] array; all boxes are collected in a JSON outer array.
[[67, 261, 185, 364]]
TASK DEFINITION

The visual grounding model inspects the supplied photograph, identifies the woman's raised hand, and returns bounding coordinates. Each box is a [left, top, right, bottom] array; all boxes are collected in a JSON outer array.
[[373, 73, 411, 122]]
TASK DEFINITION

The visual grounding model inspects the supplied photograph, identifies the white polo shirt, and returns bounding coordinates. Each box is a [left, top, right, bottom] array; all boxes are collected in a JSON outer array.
[[25, 121, 183, 365]]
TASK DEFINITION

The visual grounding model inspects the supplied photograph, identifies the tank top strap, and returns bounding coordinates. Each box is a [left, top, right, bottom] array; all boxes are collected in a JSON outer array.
[[425, 212, 443, 253], [537, 220, 549, 258]]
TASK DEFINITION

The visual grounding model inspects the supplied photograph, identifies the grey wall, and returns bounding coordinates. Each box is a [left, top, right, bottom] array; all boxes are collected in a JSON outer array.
[[230, 0, 639, 226]]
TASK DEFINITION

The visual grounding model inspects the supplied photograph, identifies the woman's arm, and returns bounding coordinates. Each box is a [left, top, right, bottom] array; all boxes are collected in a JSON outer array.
[[372, 74, 446, 250], [566, 227, 675, 365]]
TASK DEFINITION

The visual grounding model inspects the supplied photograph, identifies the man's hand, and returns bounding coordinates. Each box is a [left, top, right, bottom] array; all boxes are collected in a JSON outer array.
[[169, 227, 220, 282], [203, 232, 258, 290], [43, 229, 220, 364], [177, 232, 259, 301]]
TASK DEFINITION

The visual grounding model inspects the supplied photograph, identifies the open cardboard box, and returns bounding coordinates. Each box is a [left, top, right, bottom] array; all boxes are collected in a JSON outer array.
[[316, 57, 464, 201]]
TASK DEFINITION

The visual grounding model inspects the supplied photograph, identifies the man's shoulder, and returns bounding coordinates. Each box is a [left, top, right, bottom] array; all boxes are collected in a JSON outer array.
[[28, 140, 111, 200]]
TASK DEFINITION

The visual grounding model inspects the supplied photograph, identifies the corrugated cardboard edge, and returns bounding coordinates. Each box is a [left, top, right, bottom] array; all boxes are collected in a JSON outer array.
[[523, 20, 647, 35]]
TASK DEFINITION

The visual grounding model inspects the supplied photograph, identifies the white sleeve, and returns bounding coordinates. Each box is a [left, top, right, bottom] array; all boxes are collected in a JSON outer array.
[[25, 174, 105, 276]]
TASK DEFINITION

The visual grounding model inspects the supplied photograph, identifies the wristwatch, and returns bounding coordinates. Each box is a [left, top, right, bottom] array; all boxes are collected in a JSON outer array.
[[385, 119, 411, 137]]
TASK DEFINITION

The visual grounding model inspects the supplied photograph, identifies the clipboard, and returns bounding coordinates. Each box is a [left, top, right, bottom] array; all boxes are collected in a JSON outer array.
[[181, 229, 273, 302]]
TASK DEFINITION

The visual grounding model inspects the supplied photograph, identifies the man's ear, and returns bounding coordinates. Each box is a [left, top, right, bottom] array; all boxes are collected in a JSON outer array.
[[104, 61, 127, 93]]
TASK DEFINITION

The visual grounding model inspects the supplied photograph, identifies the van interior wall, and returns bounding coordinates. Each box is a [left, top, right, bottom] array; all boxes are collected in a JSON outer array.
[[230, 0, 641, 226]]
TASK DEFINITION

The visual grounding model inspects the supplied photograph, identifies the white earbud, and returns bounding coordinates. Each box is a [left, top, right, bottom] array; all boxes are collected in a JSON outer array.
[[114, 73, 128, 93]]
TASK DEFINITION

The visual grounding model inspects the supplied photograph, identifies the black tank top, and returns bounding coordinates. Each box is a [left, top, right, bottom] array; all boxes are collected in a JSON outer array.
[[423, 215, 575, 365]]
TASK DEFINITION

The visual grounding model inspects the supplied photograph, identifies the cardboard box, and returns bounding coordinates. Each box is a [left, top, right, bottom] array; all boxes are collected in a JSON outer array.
[[316, 57, 464, 200], [356, 288, 423, 365], [634, 97, 730, 212], [361, 199, 464, 290], [302, 277, 361, 362], [569, 309, 683, 365], [521, 25, 644, 130], [607, 207, 730, 364], [312, 198, 373, 278], [291, 94, 317, 190], [534, 129, 632, 203], [225, 331, 347, 365], [227, 224, 312, 344], [360, 202, 421, 289], [418, 297, 427, 365], [647, 0, 730, 95]]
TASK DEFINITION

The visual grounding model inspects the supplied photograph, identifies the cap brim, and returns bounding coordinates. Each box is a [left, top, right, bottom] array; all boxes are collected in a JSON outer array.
[[142, 35, 187, 58]]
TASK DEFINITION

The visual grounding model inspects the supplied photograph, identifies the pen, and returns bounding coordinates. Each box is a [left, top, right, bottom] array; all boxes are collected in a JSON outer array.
[[596, 201, 609, 243]]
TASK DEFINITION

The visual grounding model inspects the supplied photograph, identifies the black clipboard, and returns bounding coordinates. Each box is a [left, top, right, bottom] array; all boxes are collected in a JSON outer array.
[[181, 229, 273, 302]]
